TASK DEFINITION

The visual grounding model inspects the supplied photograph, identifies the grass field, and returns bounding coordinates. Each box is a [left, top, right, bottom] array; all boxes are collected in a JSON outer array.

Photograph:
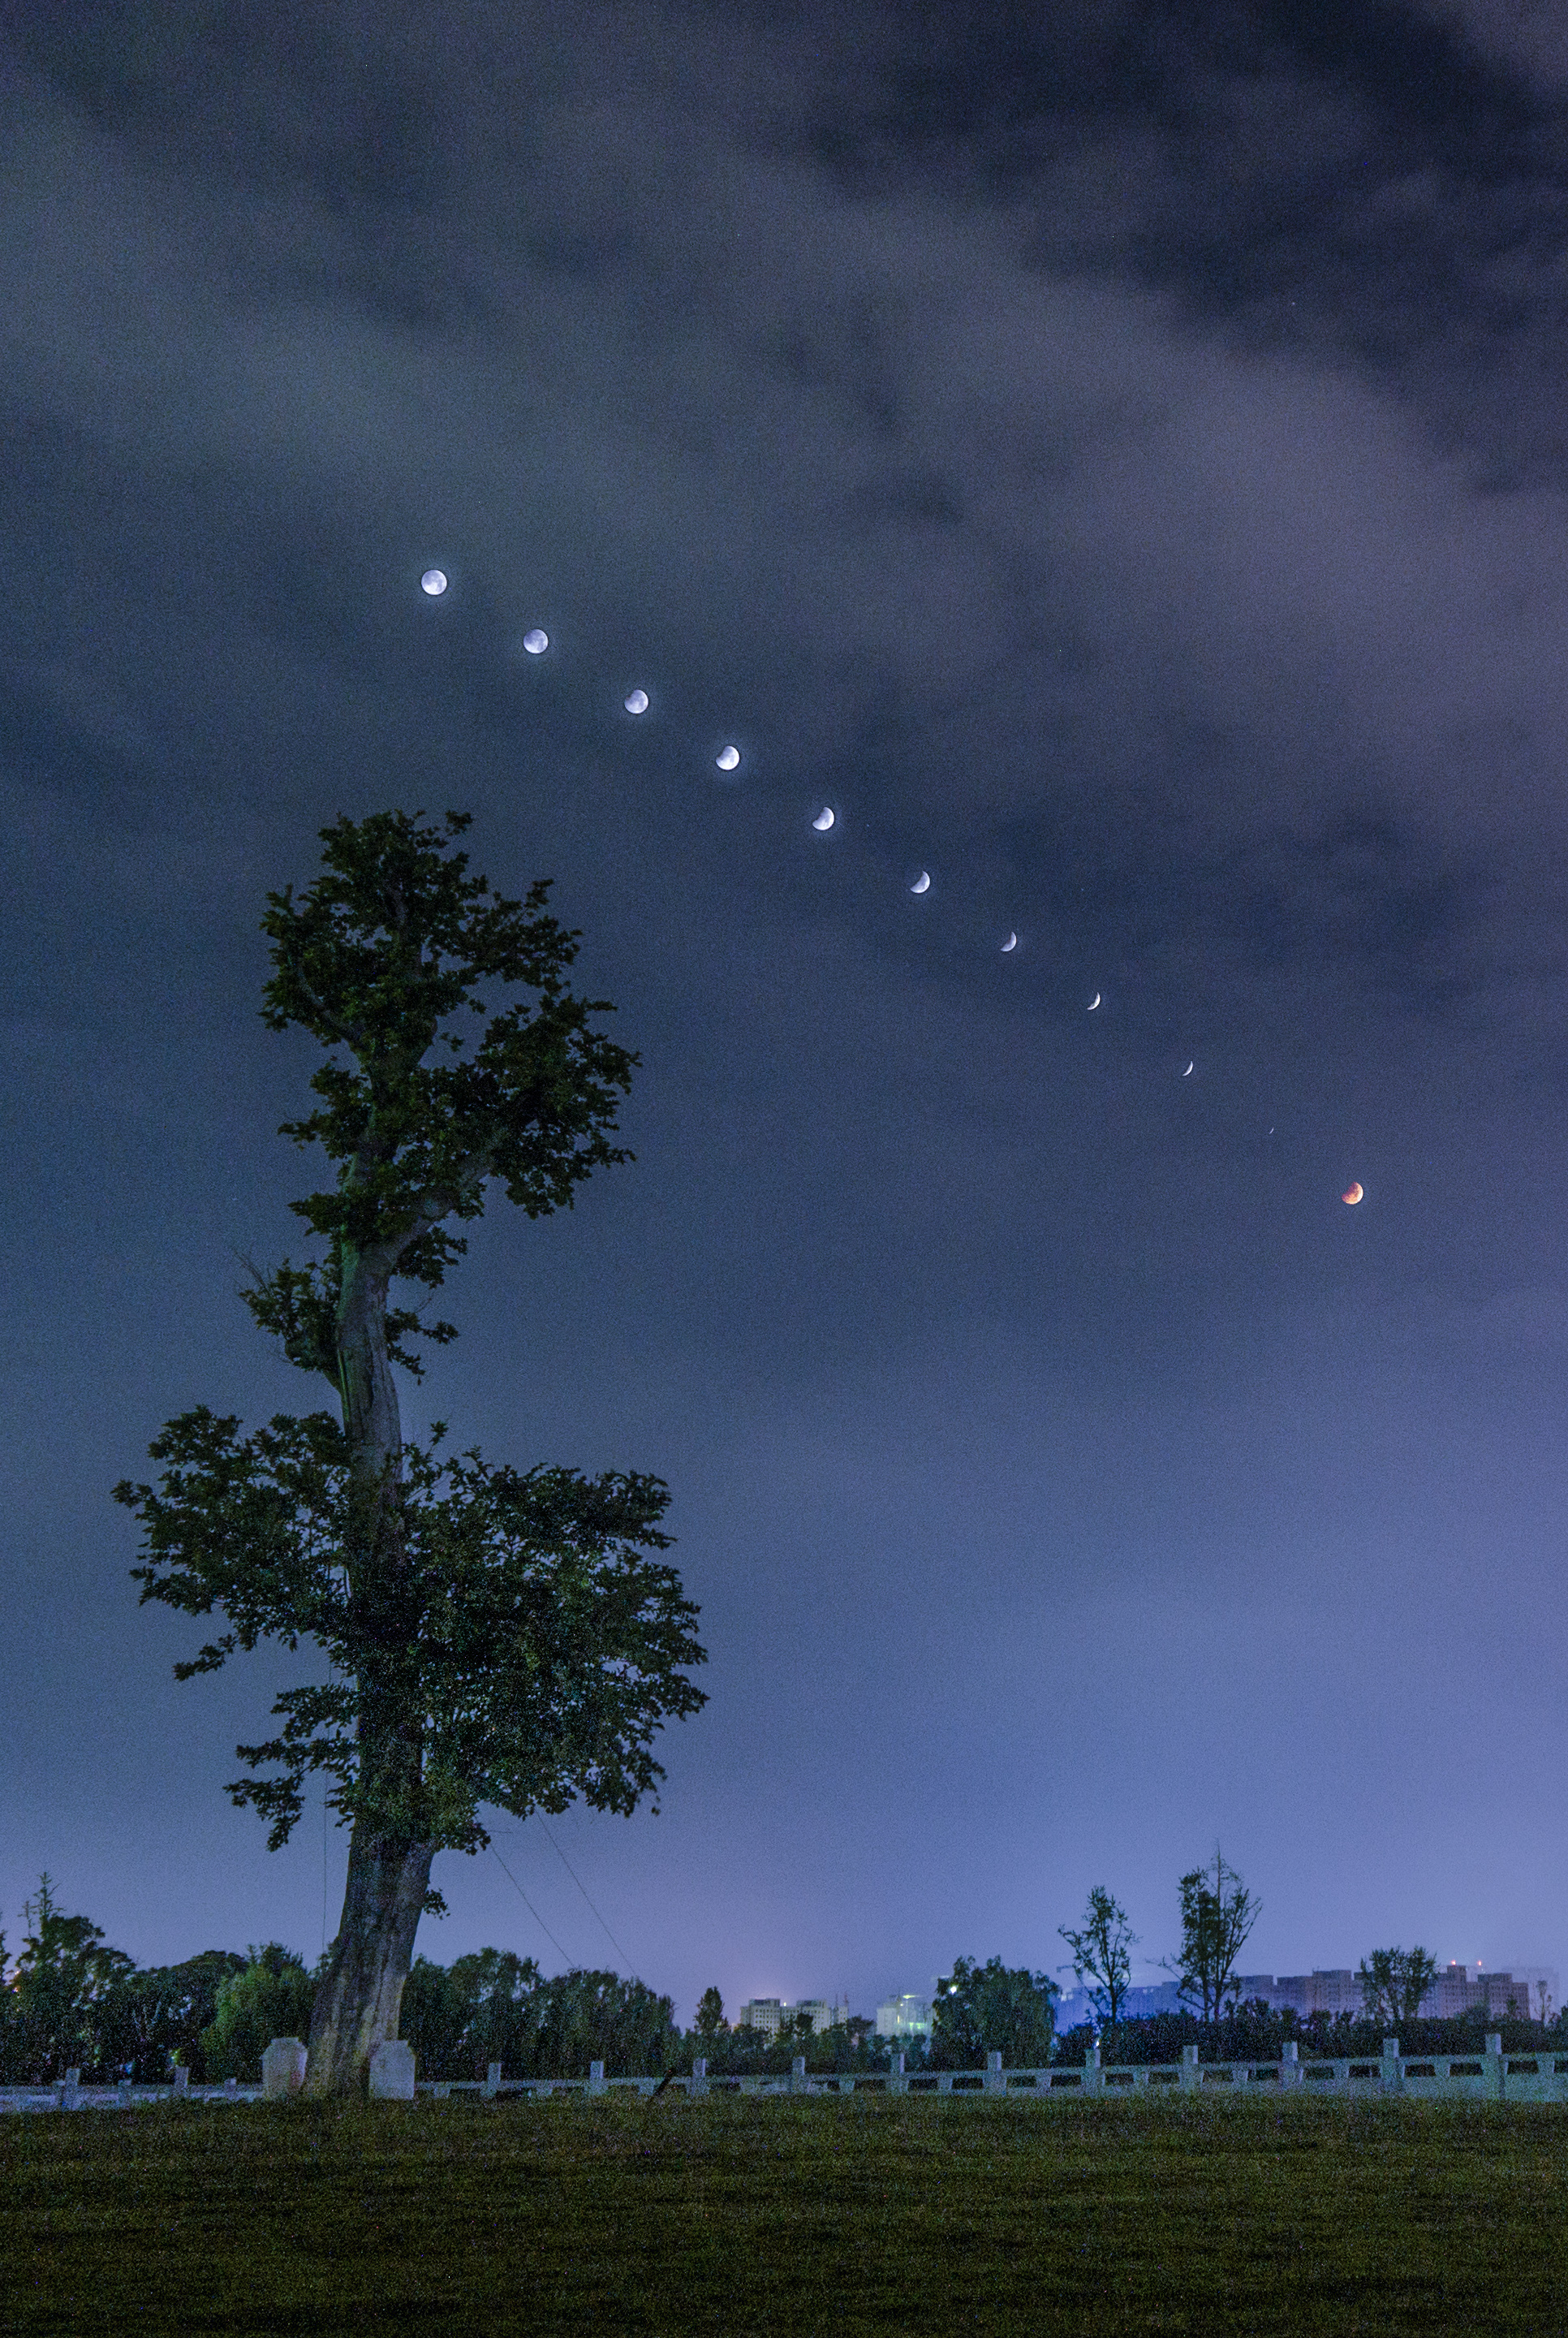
[[4, 2094, 1567, 2335]]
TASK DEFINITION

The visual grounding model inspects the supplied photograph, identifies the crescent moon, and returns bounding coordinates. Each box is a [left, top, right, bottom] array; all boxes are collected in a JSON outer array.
[[1001, 932, 1017, 952], [812, 807, 834, 830], [911, 871, 930, 895], [1182, 1061, 1193, 1076], [1342, 1182, 1364, 1206], [1088, 994, 1101, 1011]]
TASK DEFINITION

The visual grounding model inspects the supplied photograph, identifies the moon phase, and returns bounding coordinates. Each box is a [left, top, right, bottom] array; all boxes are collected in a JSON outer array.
[[812, 807, 835, 831], [1342, 1182, 1364, 1206], [1182, 1061, 1193, 1077], [911, 871, 931, 895], [1088, 994, 1101, 1011], [716, 744, 741, 771], [522, 628, 549, 654], [624, 688, 649, 714], [1002, 932, 1017, 952], [420, 570, 447, 596]]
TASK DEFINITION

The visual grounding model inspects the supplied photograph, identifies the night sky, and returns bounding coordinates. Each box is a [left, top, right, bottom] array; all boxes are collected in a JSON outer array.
[[6, 1, 1568, 2025]]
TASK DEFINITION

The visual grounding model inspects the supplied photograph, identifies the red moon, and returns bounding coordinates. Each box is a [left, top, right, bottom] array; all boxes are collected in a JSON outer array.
[[1342, 1182, 1363, 1206]]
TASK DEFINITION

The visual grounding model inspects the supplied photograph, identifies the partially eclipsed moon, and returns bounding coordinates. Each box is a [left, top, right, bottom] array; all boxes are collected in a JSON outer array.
[[1182, 1061, 1194, 1076], [716, 744, 740, 771], [1088, 993, 1101, 1011], [624, 688, 649, 714], [522, 628, 549, 654], [812, 806, 834, 830], [911, 871, 931, 895], [1002, 932, 1017, 952], [1342, 1182, 1364, 1206], [420, 570, 447, 596]]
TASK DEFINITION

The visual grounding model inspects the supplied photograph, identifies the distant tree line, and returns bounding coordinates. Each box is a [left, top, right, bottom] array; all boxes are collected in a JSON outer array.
[[6, 1861, 1553, 2086]]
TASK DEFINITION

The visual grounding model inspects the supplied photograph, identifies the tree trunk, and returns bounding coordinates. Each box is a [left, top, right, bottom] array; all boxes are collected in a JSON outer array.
[[304, 1818, 433, 2095]]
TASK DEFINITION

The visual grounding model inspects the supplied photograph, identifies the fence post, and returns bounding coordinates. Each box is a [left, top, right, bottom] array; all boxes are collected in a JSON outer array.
[[691, 2057, 708, 2099], [1082, 2041, 1103, 2098], [984, 2051, 1004, 2096], [588, 2060, 606, 2096], [1281, 2041, 1301, 2090], [791, 2055, 808, 2094], [1485, 2033, 1505, 2102], [485, 2062, 502, 2099], [1178, 2043, 1200, 2094], [890, 2051, 907, 2097], [63, 2068, 82, 2112], [174, 2066, 190, 2098], [1381, 2037, 1402, 2095]]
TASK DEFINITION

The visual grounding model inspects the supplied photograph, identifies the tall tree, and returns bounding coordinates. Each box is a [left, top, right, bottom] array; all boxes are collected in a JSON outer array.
[[1162, 1850, 1260, 2022], [1358, 1946, 1440, 2028], [116, 811, 706, 2095], [930, 1956, 1058, 2068], [1058, 1885, 1139, 2027]]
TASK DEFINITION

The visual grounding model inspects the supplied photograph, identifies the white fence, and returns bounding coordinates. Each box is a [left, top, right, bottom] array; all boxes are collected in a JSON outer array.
[[6, 2035, 1568, 2112]]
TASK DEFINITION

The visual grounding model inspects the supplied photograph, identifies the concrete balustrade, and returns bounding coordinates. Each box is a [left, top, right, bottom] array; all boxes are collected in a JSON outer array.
[[6, 2030, 1566, 2112]]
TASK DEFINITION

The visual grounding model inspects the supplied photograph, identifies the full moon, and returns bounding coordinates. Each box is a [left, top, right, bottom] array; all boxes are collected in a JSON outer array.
[[522, 628, 549, 655], [1001, 932, 1017, 952], [911, 871, 931, 895], [420, 570, 447, 596], [716, 745, 740, 771], [1342, 1182, 1364, 1206], [625, 688, 649, 714], [812, 807, 835, 830]]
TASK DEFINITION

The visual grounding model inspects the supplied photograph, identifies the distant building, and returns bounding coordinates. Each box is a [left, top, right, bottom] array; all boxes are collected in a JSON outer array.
[[737, 1995, 851, 2037], [1422, 1965, 1557, 2022], [1272, 1971, 1359, 2017], [875, 1994, 933, 2040], [794, 1997, 851, 2034]]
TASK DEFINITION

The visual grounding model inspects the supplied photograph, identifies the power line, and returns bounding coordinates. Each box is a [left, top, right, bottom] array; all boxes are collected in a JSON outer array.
[[536, 1814, 631, 1969], [489, 1844, 571, 1964]]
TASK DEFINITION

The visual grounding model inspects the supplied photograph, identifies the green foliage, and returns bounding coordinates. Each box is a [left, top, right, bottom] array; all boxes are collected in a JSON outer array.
[[1163, 1851, 1260, 2021], [93, 1950, 248, 2083], [929, 1956, 1058, 2069], [7, 1877, 134, 2081], [117, 809, 704, 1954], [693, 1986, 726, 2041], [249, 807, 637, 1379], [118, 1412, 704, 1853], [1358, 1946, 1441, 2026], [398, 1952, 678, 2079], [1058, 1886, 1139, 2027], [200, 1947, 317, 2083]]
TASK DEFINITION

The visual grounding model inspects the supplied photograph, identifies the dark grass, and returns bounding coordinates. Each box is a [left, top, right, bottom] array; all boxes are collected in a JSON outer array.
[[3, 2095, 1566, 2335]]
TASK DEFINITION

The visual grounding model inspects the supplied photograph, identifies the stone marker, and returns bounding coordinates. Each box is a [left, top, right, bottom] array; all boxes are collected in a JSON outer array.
[[262, 2038, 308, 2099], [369, 2038, 416, 2100]]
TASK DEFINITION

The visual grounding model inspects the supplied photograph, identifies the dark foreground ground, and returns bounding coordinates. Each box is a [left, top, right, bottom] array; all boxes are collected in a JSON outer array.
[[2, 2094, 1566, 2335]]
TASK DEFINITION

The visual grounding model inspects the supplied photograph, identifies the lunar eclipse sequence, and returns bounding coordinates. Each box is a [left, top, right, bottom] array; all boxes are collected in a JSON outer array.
[[418, 563, 1363, 1214]]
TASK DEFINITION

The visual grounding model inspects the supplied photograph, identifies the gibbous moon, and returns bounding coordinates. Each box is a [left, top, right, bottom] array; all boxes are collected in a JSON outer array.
[[1182, 1061, 1194, 1077], [812, 806, 835, 831], [716, 744, 740, 771], [1088, 993, 1101, 1011], [624, 688, 649, 714], [1001, 932, 1017, 952], [522, 628, 549, 655], [1342, 1182, 1364, 1206], [420, 570, 447, 596], [911, 871, 931, 895]]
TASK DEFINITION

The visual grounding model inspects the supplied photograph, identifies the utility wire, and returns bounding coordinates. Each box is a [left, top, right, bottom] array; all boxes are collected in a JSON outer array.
[[536, 1814, 632, 1969], [489, 1844, 572, 1964]]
